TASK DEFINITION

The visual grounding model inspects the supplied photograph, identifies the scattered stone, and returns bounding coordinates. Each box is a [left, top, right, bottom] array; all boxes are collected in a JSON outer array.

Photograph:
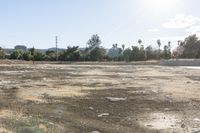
[[191, 128, 200, 133], [106, 97, 127, 102], [10, 86, 20, 90], [151, 90, 159, 93], [89, 107, 94, 110], [131, 91, 146, 95], [39, 123, 48, 132], [193, 118, 200, 122], [146, 125, 153, 127], [164, 108, 170, 111], [92, 131, 100, 133], [49, 122, 54, 125], [186, 81, 191, 84], [98, 113, 109, 117], [181, 123, 186, 128], [165, 95, 173, 103]]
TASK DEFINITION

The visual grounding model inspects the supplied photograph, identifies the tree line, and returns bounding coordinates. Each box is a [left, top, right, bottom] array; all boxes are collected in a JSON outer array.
[[0, 34, 199, 61]]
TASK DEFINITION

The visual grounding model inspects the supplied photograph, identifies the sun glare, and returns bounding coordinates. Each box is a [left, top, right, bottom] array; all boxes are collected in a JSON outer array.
[[148, 0, 172, 7], [141, 0, 180, 12]]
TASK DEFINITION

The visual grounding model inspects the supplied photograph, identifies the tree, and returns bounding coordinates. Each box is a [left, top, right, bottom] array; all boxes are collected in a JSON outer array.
[[168, 41, 171, 48], [34, 52, 46, 61], [22, 51, 33, 61], [162, 45, 171, 59], [123, 48, 132, 62], [59, 46, 80, 61], [146, 45, 157, 60], [29, 47, 35, 56], [139, 45, 146, 60], [29, 47, 36, 61], [90, 47, 106, 61], [138, 39, 142, 46], [87, 34, 101, 50], [0, 47, 5, 59], [131, 46, 141, 61], [86, 34, 106, 61], [182, 34, 200, 58], [10, 50, 22, 60], [122, 44, 125, 51], [45, 50, 56, 61], [157, 39, 161, 59], [108, 44, 122, 60]]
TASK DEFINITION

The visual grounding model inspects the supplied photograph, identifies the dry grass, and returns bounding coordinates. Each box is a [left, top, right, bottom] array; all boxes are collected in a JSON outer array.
[[0, 61, 200, 132]]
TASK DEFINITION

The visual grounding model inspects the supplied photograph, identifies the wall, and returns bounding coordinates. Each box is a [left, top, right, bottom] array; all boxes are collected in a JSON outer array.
[[160, 59, 200, 66]]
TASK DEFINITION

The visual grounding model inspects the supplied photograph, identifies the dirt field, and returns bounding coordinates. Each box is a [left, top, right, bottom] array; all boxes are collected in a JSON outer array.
[[0, 61, 200, 133]]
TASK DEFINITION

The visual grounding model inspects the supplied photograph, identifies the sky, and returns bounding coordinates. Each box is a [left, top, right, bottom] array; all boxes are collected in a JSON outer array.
[[0, 0, 200, 49]]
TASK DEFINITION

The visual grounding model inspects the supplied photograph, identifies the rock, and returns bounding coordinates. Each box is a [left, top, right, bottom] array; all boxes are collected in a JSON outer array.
[[181, 123, 185, 128], [92, 131, 100, 133], [193, 118, 200, 121], [146, 124, 153, 127], [49, 122, 54, 125], [89, 107, 94, 110], [98, 113, 109, 117], [186, 81, 191, 84], [39, 124, 48, 132], [106, 97, 127, 102], [165, 95, 173, 103], [131, 91, 146, 95]]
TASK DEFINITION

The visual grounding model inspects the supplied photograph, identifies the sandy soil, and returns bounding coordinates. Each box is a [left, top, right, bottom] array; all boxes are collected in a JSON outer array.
[[0, 62, 200, 133]]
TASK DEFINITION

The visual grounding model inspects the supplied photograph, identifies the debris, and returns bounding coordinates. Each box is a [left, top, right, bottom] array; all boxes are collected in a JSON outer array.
[[106, 97, 127, 102], [98, 113, 109, 117]]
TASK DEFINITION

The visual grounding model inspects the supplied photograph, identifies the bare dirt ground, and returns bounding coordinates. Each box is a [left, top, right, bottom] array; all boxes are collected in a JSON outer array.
[[0, 61, 200, 133]]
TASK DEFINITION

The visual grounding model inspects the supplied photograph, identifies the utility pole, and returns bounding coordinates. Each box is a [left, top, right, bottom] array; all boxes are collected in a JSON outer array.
[[56, 36, 58, 61], [32, 46, 35, 64]]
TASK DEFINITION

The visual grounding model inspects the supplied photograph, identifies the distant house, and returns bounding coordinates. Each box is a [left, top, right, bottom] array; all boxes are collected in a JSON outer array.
[[15, 45, 27, 52]]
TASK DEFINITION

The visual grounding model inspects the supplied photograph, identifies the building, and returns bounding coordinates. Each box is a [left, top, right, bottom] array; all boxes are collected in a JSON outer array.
[[14, 45, 27, 52]]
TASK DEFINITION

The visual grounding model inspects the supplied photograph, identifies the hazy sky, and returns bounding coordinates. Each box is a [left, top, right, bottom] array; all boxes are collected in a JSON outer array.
[[0, 0, 200, 49]]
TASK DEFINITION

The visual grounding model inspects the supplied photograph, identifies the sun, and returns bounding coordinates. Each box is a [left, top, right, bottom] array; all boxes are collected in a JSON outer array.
[[141, 0, 180, 12], [148, 0, 172, 7]]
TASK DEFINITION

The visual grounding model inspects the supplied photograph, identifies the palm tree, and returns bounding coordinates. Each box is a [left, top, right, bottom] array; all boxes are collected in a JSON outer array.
[[138, 39, 142, 46], [168, 41, 171, 48], [122, 44, 125, 51], [112, 44, 118, 49], [177, 40, 181, 46], [157, 39, 161, 59]]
